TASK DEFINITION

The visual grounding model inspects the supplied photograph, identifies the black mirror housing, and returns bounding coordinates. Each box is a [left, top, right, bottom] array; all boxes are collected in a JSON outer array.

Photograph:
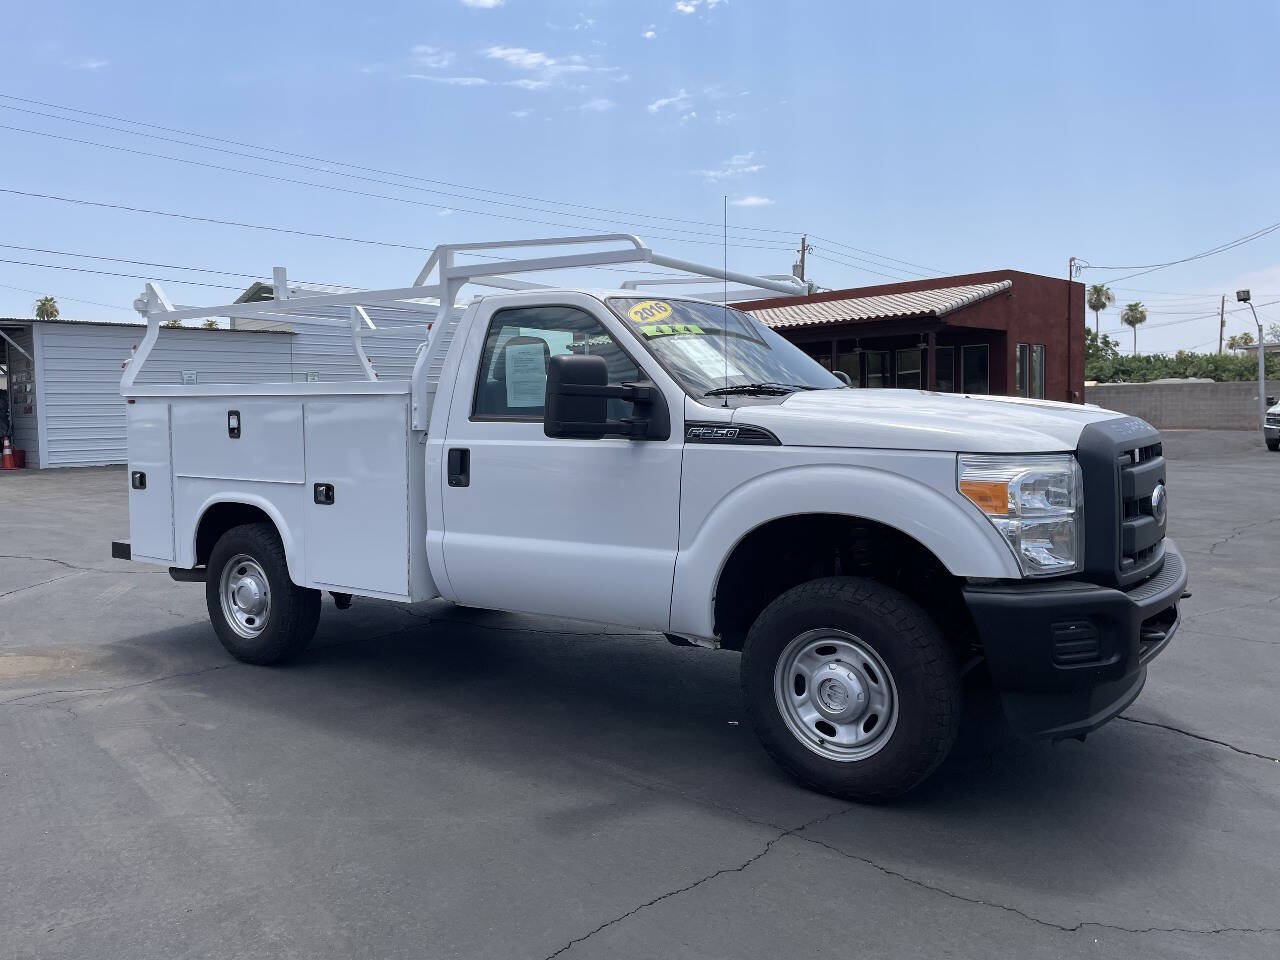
[[544, 353, 671, 441], [545, 354, 609, 439]]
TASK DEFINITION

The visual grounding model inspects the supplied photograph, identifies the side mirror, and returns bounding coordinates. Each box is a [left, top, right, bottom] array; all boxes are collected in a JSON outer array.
[[1267, 396, 1277, 408], [545, 354, 609, 439], [832, 370, 852, 387], [544, 353, 671, 440]]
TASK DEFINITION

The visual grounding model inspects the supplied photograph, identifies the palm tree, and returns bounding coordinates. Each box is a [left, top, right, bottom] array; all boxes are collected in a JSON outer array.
[[1086, 284, 1115, 334], [1120, 302, 1147, 355], [33, 296, 59, 321]]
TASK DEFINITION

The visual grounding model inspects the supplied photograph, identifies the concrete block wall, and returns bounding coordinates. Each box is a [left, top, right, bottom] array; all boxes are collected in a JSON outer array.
[[1085, 380, 1280, 430]]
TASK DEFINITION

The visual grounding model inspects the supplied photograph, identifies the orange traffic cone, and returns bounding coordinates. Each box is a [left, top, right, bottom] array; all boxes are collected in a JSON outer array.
[[1, 435, 16, 470]]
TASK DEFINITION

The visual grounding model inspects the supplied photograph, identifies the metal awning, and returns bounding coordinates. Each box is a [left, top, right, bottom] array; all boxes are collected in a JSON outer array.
[[748, 280, 1013, 330]]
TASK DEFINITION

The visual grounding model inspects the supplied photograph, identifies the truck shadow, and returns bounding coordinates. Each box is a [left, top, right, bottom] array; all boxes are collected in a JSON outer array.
[[102, 600, 1226, 909]]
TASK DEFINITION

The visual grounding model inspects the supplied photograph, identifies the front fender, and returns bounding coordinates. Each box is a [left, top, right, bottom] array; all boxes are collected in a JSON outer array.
[[668, 460, 1021, 638]]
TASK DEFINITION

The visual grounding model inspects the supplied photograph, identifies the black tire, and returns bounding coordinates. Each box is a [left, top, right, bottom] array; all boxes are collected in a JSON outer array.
[[205, 522, 320, 665], [1267, 438, 1279, 452], [741, 576, 960, 802]]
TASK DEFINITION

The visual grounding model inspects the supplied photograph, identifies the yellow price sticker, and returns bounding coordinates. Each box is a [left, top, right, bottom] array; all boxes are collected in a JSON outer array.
[[627, 300, 674, 325]]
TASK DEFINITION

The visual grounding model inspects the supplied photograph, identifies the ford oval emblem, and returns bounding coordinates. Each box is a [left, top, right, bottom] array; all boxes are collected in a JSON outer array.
[[1151, 482, 1167, 526]]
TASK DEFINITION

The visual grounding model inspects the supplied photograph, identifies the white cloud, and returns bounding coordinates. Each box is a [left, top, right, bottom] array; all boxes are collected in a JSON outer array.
[[407, 74, 491, 85], [642, 26, 657, 39], [731, 195, 773, 207], [461, 0, 504, 7], [71, 58, 109, 70], [410, 45, 454, 68], [647, 88, 692, 113], [438, 208, 455, 216], [696, 151, 765, 181], [485, 45, 556, 70], [579, 97, 615, 112], [675, 0, 697, 12], [507, 78, 551, 91], [511, 108, 532, 118], [713, 110, 735, 125]]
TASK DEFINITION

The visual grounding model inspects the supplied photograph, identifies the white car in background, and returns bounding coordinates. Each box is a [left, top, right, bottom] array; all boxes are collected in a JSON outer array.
[[1266, 397, 1279, 451]]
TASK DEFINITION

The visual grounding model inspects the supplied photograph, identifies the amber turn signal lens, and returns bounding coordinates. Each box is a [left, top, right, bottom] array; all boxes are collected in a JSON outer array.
[[959, 480, 1009, 515]]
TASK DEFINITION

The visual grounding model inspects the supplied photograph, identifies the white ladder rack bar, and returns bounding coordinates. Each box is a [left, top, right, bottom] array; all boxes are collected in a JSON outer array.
[[123, 233, 807, 403]]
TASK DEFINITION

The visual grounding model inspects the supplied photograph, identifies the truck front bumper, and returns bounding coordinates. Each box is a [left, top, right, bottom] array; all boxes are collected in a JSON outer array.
[[962, 540, 1187, 740]]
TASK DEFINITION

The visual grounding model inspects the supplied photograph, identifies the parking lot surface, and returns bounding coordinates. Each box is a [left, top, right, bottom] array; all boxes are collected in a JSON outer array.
[[2, 429, 1278, 959]]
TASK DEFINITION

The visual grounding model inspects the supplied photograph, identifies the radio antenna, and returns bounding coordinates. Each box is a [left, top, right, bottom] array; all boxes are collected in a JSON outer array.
[[722, 194, 729, 407]]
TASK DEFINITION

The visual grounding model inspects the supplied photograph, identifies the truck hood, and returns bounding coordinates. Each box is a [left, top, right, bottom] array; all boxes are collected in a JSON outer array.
[[732, 389, 1127, 453]]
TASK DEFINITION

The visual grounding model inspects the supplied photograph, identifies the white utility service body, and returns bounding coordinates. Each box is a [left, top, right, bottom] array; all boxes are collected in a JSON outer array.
[[115, 234, 1187, 801]]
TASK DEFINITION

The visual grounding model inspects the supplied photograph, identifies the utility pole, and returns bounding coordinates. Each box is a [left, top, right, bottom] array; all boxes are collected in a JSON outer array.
[[1236, 290, 1267, 431], [795, 235, 811, 283], [1218, 294, 1226, 354]]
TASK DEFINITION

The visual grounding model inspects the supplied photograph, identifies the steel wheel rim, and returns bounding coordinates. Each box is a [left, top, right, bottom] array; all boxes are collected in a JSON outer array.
[[219, 554, 271, 640], [773, 628, 899, 762]]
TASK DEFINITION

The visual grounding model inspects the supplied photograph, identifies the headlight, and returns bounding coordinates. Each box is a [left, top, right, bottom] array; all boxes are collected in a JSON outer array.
[[958, 454, 1083, 577]]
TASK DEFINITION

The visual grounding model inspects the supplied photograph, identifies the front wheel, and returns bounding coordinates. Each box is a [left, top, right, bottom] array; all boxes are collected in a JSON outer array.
[[1267, 437, 1279, 452], [205, 522, 320, 664], [741, 577, 960, 802]]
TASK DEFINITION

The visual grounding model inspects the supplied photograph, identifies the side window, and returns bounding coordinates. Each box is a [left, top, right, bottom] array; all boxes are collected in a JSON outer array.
[[472, 305, 641, 421]]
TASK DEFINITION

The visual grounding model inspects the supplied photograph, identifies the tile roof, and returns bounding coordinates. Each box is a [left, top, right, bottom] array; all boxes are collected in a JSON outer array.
[[747, 280, 1013, 330]]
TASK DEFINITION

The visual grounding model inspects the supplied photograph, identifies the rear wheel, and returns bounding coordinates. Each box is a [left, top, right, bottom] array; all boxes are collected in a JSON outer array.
[[1267, 438, 1279, 451], [205, 522, 320, 664], [741, 576, 960, 802]]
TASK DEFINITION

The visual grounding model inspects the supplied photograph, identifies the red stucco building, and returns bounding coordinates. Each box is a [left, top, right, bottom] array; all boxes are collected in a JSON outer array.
[[742, 270, 1086, 403]]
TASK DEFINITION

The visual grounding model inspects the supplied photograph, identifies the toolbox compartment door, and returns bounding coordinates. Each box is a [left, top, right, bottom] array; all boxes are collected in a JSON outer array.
[[303, 395, 411, 597], [127, 400, 175, 562]]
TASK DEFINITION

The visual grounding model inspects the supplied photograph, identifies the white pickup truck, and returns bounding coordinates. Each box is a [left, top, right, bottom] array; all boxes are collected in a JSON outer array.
[[112, 235, 1187, 800]]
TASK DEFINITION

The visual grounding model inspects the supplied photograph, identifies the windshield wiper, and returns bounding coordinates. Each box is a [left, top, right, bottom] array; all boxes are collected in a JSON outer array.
[[703, 381, 815, 397]]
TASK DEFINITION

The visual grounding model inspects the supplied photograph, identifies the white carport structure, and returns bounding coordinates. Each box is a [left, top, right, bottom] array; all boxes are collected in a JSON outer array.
[[0, 318, 292, 468]]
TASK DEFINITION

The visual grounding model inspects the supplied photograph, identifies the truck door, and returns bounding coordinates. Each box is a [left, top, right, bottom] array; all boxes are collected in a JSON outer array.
[[438, 298, 682, 630]]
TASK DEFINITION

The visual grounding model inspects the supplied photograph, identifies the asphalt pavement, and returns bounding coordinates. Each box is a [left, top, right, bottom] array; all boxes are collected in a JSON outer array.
[[2, 429, 1278, 959]]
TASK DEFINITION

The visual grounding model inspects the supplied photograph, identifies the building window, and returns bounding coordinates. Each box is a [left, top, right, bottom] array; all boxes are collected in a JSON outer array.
[[1032, 344, 1046, 399], [895, 348, 922, 388], [1016, 343, 1030, 397], [961, 344, 989, 394], [934, 346, 955, 392], [800, 343, 833, 369], [866, 350, 890, 388], [835, 342, 862, 387]]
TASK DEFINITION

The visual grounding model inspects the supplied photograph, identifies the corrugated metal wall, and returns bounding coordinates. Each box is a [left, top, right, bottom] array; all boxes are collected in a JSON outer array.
[[3, 326, 41, 468], [232, 304, 448, 382], [35, 323, 292, 468]]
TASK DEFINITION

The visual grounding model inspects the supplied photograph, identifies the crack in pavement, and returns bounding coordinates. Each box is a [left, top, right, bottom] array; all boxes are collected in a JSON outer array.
[[0, 553, 164, 576], [0, 571, 82, 600], [1118, 715, 1280, 764], [541, 803, 1280, 957], [0, 663, 235, 707], [541, 808, 849, 960], [1206, 517, 1280, 555], [792, 833, 1280, 938]]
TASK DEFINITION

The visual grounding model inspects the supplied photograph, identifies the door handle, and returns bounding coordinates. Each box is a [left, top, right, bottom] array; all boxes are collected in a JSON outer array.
[[447, 448, 470, 487]]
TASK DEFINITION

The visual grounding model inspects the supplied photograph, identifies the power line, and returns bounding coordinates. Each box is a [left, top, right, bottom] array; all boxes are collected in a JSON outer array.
[[0, 187, 688, 282], [1099, 297, 1280, 334], [0, 122, 799, 253], [0, 92, 936, 277], [1084, 220, 1280, 283], [0, 257, 245, 290], [808, 235, 944, 275], [805, 251, 915, 282], [0, 102, 796, 250], [808, 244, 930, 279], [0, 242, 272, 281], [0, 279, 133, 312]]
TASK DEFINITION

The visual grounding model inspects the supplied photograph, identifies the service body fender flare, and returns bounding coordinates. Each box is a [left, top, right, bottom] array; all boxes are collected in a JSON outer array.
[[187, 494, 306, 586], [668, 463, 1021, 638]]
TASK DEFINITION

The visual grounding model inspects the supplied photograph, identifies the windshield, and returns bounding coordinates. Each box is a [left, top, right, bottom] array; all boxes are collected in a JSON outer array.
[[607, 297, 841, 400]]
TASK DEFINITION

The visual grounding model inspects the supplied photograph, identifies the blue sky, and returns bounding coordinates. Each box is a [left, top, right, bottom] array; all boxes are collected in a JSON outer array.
[[1, 0, 1278, 353]]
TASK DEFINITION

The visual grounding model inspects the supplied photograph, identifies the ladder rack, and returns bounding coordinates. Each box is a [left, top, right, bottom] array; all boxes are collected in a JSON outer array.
[[123, 233, 807, 429]]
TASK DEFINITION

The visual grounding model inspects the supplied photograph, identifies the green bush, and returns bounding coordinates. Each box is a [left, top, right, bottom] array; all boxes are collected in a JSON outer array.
[[1085, 328, 1279, 383]]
